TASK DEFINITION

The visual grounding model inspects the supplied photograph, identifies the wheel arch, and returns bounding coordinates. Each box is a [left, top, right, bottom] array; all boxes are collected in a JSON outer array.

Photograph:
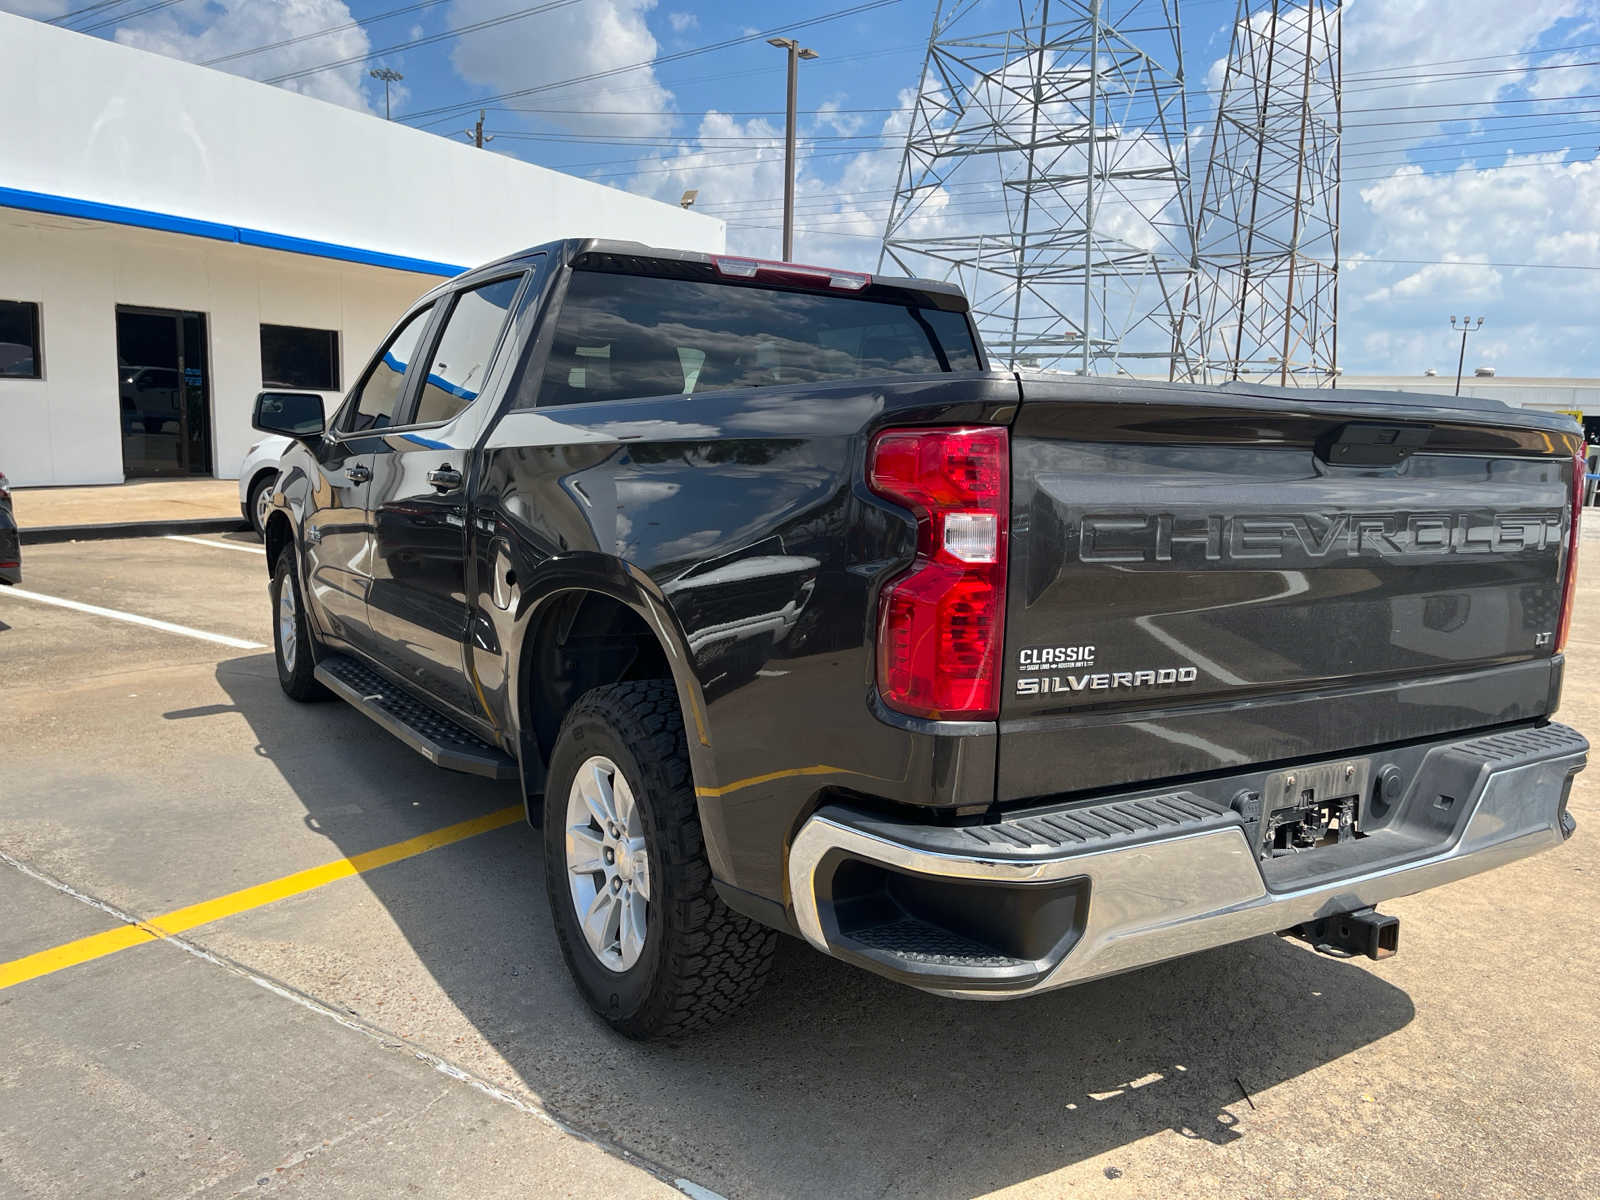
[[247, 464, 280, 499], [263, 509, 294, 577], [510, 570, 726, 869]]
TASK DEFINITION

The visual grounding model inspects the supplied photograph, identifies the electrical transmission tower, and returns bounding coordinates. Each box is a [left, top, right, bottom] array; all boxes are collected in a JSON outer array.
[[879, 0, 1195, 375], [1174, 0, 1341, 386]]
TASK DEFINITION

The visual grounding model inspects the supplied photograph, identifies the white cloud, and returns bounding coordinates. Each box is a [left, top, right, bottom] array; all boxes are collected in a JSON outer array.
[[666, 11, 696, 33], [1524, 50, 1600, 101], [813, 100, 863, 137], [109, 0, 377, 113], [445, 0, 674, 137], [610, 0, 1600, 376], [1187, 0, 1600, 375], [1343, 0, 1585, 136], [1361, 258, 1503, 305], [1350, 155, 1600, 373]]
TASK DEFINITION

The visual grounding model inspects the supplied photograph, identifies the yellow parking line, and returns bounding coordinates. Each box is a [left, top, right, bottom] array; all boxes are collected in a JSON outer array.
[[0, 805, 523, 992]]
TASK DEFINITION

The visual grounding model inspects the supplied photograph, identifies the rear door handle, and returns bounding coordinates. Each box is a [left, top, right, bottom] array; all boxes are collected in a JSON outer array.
[[345, 463, 371, 484], [427, 467, 463, 492]]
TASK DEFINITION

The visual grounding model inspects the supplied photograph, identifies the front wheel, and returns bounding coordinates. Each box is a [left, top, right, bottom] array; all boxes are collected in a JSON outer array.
[[248, 473, 276, 539], [543, 680, 776, 1039], [270, 545, 330, 702]]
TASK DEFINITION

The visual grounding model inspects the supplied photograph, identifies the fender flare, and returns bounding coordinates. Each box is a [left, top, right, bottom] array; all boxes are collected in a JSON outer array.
[[506, 556, 734, 875]]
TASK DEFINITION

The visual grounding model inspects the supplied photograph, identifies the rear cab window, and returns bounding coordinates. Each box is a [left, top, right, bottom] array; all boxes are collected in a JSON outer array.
[[533, 259, 981, 408]]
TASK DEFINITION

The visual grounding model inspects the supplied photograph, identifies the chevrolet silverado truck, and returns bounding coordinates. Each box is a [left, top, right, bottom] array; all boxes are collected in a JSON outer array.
[[253, 239, 1589, 1039]]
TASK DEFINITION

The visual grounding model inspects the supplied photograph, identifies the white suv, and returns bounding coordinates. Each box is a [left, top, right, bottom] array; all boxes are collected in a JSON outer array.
[[238, 435, 290, 538]]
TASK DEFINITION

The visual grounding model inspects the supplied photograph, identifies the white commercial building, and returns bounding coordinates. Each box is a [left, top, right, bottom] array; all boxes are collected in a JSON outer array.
[[0, 13, 723, 487], [1343, 375, 1599, 435]]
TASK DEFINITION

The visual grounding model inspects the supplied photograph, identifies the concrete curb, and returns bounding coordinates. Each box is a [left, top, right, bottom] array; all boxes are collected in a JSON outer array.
[[21, 517, 250, 545]]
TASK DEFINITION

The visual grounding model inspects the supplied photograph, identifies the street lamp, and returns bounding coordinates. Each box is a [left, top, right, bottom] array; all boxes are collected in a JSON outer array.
[[368, 67, 403, 121], [1448, 314, 1485, 397], [768, 37, 819, 262]]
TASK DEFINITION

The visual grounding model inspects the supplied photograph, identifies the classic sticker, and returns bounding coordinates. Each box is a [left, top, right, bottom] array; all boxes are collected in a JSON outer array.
[[1015, 644, 1198, 695]]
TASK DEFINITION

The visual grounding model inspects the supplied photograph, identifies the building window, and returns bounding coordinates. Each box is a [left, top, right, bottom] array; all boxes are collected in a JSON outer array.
[[260, 324, 339, 391], [0, 299, 42, 379]]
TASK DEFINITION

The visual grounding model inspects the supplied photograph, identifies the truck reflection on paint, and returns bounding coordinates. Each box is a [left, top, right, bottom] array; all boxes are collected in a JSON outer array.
[[663, 548, 820, 698]]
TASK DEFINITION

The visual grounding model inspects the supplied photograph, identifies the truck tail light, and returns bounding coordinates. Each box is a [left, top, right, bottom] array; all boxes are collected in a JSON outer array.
[[1556, 450, 1584, 653], [712, 255, 871, 291], [868, 426, 1009, 720]]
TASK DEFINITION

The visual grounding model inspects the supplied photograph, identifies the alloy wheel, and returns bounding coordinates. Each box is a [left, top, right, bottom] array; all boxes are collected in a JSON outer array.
[[277, 575, 298, 672], [564, 754, 651, 972], [254, 481, 273, 532]]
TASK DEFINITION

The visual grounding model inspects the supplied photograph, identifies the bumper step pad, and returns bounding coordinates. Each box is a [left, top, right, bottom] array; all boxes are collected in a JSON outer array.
[[846, 918, 1026, 970], [314, 653, 517, 780], [843, 790, 1240, 861]]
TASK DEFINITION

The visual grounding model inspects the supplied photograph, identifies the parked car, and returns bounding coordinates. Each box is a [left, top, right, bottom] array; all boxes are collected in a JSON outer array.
[[0, 470, 18, 584], [252, 239, 1589, 1040], [238, 434, 290, 538], [0, 342, 35, 378], [119, 365, 182, 433]]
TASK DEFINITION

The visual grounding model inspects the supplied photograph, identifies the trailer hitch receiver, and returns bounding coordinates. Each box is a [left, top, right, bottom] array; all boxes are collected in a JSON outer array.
[[1282, 907, 1399, 961]]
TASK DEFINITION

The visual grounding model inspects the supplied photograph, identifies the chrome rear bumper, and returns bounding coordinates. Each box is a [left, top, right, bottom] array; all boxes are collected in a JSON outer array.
[[786, 723, 1587, 998]]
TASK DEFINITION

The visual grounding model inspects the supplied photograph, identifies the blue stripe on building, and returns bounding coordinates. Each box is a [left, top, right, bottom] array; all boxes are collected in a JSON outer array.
[[0, 185, 466, 278]]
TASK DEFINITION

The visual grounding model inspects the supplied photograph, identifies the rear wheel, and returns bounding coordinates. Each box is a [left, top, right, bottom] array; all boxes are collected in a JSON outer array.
[[543, 680, 776, 1039], [271, 545, 330, 702]]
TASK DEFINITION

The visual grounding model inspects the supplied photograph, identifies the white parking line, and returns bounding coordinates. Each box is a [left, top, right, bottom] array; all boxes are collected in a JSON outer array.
[[0, 587, 265, 650], [164, 534, 266, 555]]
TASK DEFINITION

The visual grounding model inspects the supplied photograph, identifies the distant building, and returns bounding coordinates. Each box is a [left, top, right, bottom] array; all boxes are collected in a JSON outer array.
[[1342, 375, 1600, 442], [0, 13, 722, 487]]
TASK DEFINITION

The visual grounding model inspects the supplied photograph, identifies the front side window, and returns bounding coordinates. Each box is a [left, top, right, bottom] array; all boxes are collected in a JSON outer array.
[[0, 299, 42, 379], [345, 304, 432, 433], [261, 324, 339, 391], [534, 270, 981, 408], [412, 276, 522, 426]]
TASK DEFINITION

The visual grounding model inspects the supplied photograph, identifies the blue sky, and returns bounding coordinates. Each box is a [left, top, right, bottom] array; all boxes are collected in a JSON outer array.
[[6, 0, 1600, 376]]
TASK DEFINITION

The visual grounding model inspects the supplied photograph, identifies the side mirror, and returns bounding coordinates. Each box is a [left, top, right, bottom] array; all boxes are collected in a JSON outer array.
[[253, 391, 325, 440]]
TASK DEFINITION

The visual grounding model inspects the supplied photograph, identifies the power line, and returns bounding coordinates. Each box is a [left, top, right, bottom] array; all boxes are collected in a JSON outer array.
[[477, 115, 1600, 162], [716, 149, 1600, 239], [48, 0, 135, 25], [1354, 258, 1600, 272], [494, 87, 1600, 176], [395, 0, 904, 124], [263, 0, 588, 84], [202, 0, 453, 67], [78, 0, 187, 34], [505, 83, 1600, 177]]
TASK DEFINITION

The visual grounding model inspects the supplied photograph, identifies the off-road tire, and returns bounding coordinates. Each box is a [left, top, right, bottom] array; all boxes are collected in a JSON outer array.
[[271, 544, 330, 702], [543, 680, 777, 1039]]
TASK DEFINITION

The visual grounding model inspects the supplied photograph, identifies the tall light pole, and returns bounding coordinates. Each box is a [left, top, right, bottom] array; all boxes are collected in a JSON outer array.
[[369, 67, 403, 120], [461, 109, 494, 149], [768, 37, 818, 262], [1449, 314, 1484, 396]]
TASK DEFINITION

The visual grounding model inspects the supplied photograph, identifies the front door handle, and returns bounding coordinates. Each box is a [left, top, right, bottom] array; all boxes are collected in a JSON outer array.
[[427, 466, 463, 492], [345, 463, 371, 484]]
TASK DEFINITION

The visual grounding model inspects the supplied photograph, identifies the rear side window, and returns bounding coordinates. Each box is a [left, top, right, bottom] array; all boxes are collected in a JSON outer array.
[[412, 275, 523, 426], [536, 271, 980, 407], [345, 304, 432, 433]]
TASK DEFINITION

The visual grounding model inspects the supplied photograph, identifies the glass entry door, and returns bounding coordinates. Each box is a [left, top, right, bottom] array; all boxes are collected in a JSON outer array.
[[117, 307, 212, 477]]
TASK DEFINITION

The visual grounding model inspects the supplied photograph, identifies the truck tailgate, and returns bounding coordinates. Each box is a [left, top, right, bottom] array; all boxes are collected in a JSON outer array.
[[999, 376, 1582, 804]]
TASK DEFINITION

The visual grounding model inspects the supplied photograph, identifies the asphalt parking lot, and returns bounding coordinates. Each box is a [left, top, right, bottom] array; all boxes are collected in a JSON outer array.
[[3, 529, 1599, 1199]]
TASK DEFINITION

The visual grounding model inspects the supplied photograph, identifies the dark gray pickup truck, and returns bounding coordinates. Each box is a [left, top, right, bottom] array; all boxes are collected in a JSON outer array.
[[253, 239, 1588, 1038]]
